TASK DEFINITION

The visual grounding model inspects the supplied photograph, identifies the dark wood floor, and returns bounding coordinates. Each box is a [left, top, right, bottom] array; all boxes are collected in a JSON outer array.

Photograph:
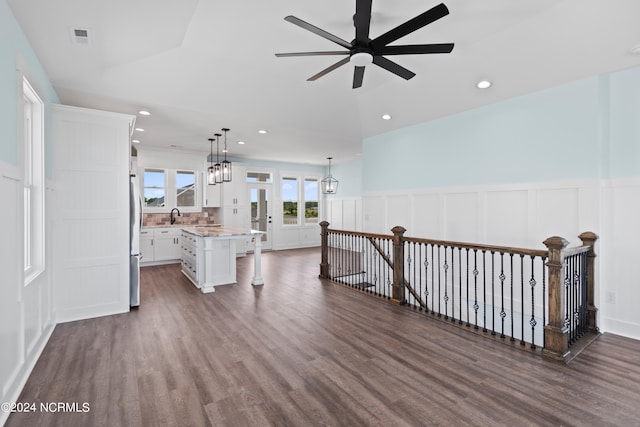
[[7, 247, 640, 427]]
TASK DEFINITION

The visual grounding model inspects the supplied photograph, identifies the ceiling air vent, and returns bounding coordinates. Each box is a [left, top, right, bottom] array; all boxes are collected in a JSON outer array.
[[70, 27, 90, 45]]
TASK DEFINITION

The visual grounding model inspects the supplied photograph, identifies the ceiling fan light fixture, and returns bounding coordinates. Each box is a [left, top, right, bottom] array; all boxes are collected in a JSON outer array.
[[350, 52, 373, 67]]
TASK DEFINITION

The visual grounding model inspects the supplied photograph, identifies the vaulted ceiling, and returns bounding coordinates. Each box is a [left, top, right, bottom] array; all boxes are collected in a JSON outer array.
[[8, 0, 640, 165]]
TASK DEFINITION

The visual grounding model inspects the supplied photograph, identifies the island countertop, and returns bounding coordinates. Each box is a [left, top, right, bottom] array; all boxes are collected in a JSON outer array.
[[181, 226, 261, 238]]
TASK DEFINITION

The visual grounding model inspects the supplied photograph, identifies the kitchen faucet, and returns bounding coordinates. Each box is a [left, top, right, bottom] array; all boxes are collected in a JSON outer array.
[[170, 208, 181, 224]]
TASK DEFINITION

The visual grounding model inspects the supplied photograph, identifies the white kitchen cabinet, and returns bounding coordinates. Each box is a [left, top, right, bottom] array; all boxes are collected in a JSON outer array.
[[140, 229, 154, 263], [221, 164, 248, 206], [140, 227, 181, 264], [202, 172, 221, 207], [219, 164, 250, 255]]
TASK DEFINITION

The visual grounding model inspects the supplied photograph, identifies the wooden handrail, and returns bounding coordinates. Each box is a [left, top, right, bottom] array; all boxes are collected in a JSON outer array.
[[320, 222, 599, 363]]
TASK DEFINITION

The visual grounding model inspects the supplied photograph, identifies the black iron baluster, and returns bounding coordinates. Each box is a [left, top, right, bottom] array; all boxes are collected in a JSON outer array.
[[499, 253, 506, 339], [466, 248, 470, 327], [431, 244, 435, 315], [473, 249, 479, 329], [564, 256, 571, 343], [520, 254, 525, 346], [482, 250, 487, 333], [510, 253, 515, 342], [424, 244, 429, 312], [418, 243, 423, 311], [529, 256, 537, 349], [437, 245, 442, 317], [491, 251, 496, 336], [458, 248, 463, 325], [542, 255, 547, 348], [451, 246, 455, 323], [443, 246, 449, 319]]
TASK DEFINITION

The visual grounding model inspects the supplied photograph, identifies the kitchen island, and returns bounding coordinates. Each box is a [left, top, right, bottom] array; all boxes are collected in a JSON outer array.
[[180, 226, 264, 293]]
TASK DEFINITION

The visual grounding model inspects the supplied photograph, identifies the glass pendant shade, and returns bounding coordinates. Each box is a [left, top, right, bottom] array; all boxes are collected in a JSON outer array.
[[207, 138, 216, 185], [214, 162, 222, 184], [222, 160, 232, 182], [321, 157, 338, 194], [207, 165, 216, 185], [214, 133, 223, 184], [322, 174, 339, 194], [221, 128, 232, 182]]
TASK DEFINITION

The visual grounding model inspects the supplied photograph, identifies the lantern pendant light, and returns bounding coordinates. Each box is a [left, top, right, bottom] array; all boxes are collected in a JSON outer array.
[[221, 128, 232, 182], [207, 138, 216, 185], [322, 157, 339, 194], [214, 133, 223, 184]]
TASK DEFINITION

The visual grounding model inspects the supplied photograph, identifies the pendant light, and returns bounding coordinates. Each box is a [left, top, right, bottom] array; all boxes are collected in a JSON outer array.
[[214, 133, 223, 184], [221, 127, 232, 182], [207, 137, 216, 185], [321, 157, 339, 194]]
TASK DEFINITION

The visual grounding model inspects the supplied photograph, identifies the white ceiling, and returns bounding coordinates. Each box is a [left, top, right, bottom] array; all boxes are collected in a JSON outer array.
[[8, 0, 640, 165]]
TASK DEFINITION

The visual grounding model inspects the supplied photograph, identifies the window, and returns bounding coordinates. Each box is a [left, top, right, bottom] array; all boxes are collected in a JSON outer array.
[[144, 169, 166, 207], [281, 175, 322, 226], [304, 179, 319, 224], [23, 77, 45, 285], [176, 170, 195, 207], [143, 168, 199, 211], [282, 177, 298, 225], [247, 172, 271, 183]]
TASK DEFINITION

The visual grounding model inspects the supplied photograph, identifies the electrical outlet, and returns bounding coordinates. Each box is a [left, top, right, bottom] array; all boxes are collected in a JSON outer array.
[[606, 292, 617, 304]]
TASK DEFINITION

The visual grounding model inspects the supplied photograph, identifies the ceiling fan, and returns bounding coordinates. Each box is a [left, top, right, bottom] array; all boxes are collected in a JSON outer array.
[[275, 1, 455, 89]]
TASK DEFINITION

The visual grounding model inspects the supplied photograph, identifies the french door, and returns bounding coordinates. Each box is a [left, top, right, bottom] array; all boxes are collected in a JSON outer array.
[[248, 184, 272, 250]]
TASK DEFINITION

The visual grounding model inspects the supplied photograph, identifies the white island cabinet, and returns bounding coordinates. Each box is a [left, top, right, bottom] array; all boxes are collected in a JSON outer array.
[[181, 226, 264, 293]]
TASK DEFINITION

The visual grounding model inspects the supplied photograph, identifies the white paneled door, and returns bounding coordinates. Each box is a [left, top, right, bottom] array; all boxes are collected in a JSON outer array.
[[52, 105, 135, 322]]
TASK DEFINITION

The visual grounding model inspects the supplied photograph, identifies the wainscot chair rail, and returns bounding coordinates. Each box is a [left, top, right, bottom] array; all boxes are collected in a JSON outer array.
[[319, 221, 599, 363]]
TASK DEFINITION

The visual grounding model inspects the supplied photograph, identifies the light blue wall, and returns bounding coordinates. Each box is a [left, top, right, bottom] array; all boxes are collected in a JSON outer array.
[[1, 0, 58, 168], [362, 69, 640, 192], [609, 67, 640, 178], [326, 158, 362, 198]]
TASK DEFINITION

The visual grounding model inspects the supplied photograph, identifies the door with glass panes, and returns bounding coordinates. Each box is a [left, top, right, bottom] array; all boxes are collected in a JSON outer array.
[[247, 172, 272, 250]]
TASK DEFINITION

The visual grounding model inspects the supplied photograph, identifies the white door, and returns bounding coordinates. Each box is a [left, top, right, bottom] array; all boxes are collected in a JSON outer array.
[[248, 184, 272, 250]]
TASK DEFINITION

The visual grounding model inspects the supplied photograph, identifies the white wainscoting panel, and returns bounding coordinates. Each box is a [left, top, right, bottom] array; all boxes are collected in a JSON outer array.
[[444, 192, 479, 243], [411, 193, 443, 239], [484, 190, 529, 248], [360, 178, 640, 340], [0, 163, 55, 427]]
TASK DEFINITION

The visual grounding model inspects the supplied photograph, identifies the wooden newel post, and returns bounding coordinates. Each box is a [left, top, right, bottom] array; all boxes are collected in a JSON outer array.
[[391, 226, 406, 305], [542, 236, 570, 362], [579, 231, 599, 332], [319, 221, 330, 279]]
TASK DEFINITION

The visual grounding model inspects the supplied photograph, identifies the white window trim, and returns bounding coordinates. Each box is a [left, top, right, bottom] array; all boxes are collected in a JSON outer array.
[[142, 167, 201, 213], [280, 172, 323, 228], [22, 76, 45, 286]]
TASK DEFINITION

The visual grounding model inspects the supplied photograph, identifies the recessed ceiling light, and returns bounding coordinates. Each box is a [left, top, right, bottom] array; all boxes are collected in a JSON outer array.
[[138, 110, 151, 116], [258, 129, 268, 134], [382, 114, 392, 120], [477, 80, 492, 89], [238, 141, 245, 145], [135, 127, 144, 132], [132, 139, 140, 144]]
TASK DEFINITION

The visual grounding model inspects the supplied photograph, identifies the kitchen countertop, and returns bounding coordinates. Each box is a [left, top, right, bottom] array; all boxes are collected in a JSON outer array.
[[181, 226, 262, 238]]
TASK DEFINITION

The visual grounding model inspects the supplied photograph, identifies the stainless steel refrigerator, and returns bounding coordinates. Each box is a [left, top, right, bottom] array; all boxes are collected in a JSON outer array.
[[130, 174, 142, 307]]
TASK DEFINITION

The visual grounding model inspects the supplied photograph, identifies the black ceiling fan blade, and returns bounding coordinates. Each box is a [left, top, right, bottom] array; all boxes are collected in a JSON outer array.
[[353, 66, 365, 88], [370, 3, 449, 50], [307, 57, 351, 81], [379, 43, 454, 55], [276, 51, 350, 57], [284, 16, 352, 50], [373, 56, 416, 80], [354, 0, 373, 45]]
